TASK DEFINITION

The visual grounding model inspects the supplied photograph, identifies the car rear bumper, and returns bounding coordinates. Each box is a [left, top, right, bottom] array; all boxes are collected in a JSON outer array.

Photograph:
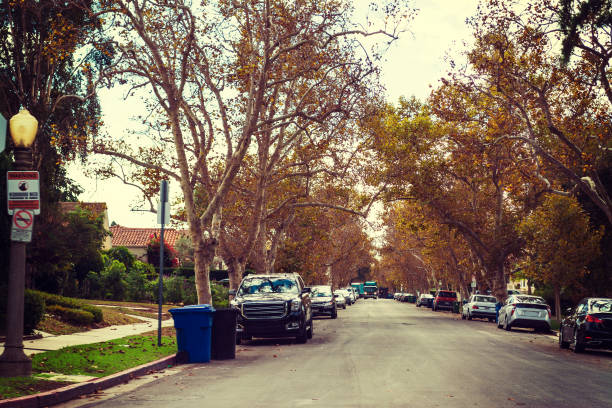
[[312, 304, 335, 315], [581, 329, 612, 349], [509, 317, 550, 330], [471, 311, 496, 318]]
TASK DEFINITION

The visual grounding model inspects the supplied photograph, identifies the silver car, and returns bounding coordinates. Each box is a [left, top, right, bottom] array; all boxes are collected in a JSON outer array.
[[497, 295, 551, 332], [462, 294, 497, 321]]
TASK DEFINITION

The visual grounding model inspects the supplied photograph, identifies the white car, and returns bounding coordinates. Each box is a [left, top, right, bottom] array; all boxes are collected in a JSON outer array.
[[346, 287, 357, 303], [462, 294, 497, 321], [336, 289, 353, 305], [497, 295, 551, 332], [334, 290, 347, 309]]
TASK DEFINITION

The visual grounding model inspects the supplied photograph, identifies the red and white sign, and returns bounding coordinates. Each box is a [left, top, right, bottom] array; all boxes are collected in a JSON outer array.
[[14, 209, 33, 229], [11, 209, 34, 243], [7, 171, 40, 215]]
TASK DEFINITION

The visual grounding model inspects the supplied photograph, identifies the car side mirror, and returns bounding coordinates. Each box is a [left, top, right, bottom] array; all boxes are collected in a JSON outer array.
[[302, 287, 311, 294], [228, 289, 236, 296], [334, 294, 339, 298]]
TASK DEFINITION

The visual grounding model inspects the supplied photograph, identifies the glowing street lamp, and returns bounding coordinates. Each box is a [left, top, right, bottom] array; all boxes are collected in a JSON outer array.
[[0, 109, 38, 377]]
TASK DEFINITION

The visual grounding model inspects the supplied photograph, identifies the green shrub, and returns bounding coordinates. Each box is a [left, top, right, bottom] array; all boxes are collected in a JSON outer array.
[[211, 283, 229, 309], [29, 290, 103, 323], [126, 268, 149, 301], [164, 276, 184, 304], [46, 305, 94, 325], [100, 259, 128, 300], [81, 304, 103, 323], [104, 246, 135, 270], [24, 290, 46, 334]]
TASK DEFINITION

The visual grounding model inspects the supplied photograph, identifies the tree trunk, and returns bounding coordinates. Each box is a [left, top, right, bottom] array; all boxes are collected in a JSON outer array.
[[193, 237, 215, 304], [491, 261, 507, 301], [227, 258, 244, 291]]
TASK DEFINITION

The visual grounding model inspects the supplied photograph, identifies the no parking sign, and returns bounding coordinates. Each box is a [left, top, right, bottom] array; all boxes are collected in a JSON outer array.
[[11, 209, 34, 242]]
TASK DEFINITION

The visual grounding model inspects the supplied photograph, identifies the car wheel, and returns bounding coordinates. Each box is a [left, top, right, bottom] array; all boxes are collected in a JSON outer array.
[[572, 329, 585, 353], [497, 315, 503, 328], [343, 304, 346, 309], [331, 308, 337, 319], [559, 327, 569, 349], [504, 316, 512, 331], [306, 319, 313, 339]]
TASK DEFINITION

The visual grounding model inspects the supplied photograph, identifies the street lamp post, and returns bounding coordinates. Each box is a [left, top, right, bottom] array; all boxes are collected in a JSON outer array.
[[0, 109, 38, 377]]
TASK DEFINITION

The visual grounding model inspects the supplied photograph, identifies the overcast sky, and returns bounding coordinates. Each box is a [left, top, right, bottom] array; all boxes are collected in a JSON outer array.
[[69, 0, 481, 228]]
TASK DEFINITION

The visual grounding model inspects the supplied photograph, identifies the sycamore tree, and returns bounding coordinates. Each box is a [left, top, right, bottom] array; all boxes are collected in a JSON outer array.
[[464, 1, 612, 226], [91, 0, 410, 303], [518, 194, 603, 319]]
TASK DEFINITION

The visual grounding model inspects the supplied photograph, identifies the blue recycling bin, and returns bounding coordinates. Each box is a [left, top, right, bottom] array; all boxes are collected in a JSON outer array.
[[169, 304, 215, 363]]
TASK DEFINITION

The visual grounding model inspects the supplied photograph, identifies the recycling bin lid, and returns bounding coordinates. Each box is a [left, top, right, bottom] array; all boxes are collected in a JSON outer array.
[[169, 304, 215, 314]]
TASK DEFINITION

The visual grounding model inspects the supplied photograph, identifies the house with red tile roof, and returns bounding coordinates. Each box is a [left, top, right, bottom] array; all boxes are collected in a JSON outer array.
[[109, 225, 188, 262]]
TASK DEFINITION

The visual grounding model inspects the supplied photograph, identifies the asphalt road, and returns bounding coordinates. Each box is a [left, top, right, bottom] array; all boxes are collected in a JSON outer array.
[[62, 299, 612, 408]]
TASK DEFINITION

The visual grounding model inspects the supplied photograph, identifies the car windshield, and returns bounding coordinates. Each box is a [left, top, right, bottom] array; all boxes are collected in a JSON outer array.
[[438, 291, 457, 298], [590, 299, 612, 313], [423, 294, 433, 298], [238, 277, 298, 295], [312, 287, 332, 297], [516, 296, 546, 304], [475, 296, 496, 303]]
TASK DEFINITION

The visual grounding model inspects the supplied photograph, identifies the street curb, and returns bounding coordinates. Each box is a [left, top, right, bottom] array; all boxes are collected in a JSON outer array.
[[0, 354, 178, 408]]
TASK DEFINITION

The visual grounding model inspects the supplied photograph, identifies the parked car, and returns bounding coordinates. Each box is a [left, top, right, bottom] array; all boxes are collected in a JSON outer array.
[[230, 273, 313, 343], [334, 290, 348, 309], [394, 292, 402, 300], [432, 290, 458, 311], [311, 285, 337, 318], [416, 293, 434, 308], [497, 295, 551, 332], [559, 297, 612, 353], [346, 287, 357, 303], [461, 294, 497, 321], [342, 289, 355, 305]]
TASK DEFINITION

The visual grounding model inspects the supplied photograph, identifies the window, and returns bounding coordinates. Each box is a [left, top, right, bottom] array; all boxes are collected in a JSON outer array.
[[590, 299, 612, 313], [238, 277, 299, 295]]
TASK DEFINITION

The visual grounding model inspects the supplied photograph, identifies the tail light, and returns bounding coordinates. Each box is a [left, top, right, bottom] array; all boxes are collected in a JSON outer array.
[[547, 306, 551, 319], [586, 315, 603, 324], [510, 308, 515, 316], [472, 305, 479, 309]]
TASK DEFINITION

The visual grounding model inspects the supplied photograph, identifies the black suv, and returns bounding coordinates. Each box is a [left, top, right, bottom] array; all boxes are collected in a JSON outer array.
[[230, 273, 313, 343]]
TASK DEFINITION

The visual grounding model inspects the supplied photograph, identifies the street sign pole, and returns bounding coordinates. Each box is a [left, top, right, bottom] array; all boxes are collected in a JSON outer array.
[[158, 180, 169, 347]]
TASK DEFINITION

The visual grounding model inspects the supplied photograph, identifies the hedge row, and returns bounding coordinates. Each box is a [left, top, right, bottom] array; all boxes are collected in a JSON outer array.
[[46, 305, 95, 325], [29, 290, 103, 323]]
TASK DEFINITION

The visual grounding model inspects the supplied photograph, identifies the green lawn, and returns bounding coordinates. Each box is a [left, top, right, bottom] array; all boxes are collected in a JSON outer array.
[[31, 334, 177, 377]]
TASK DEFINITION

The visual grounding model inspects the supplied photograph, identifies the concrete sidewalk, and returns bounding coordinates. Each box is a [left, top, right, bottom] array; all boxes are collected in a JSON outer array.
[[0, 315, 175, 356]]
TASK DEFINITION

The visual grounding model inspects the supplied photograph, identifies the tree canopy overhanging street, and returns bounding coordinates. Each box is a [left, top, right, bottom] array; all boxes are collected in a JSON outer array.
[[0, 0, 611, 394]]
